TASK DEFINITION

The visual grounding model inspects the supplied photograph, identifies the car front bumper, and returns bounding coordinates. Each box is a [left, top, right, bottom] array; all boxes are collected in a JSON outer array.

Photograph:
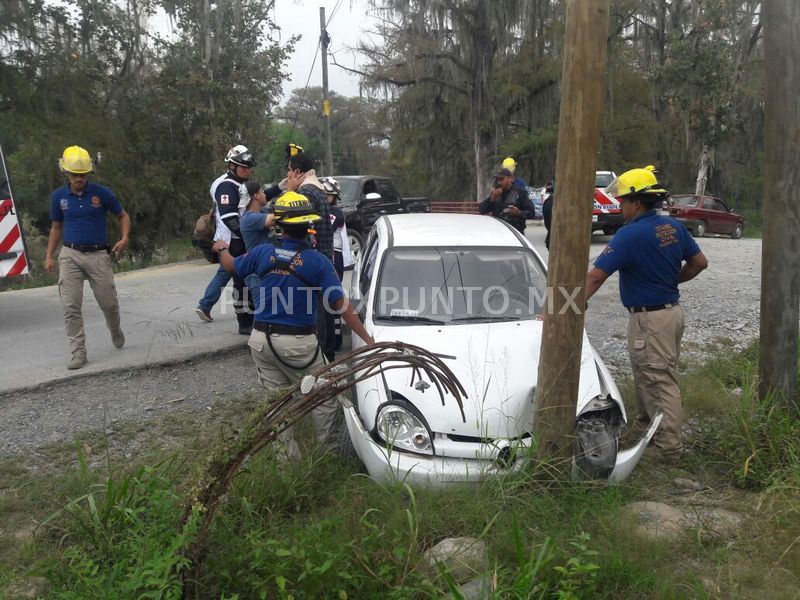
[[343, 406, 662, 485], [591, 212, 625, 231]]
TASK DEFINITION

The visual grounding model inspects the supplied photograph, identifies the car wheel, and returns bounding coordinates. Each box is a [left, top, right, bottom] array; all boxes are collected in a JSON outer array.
[[693, 221, 706, 237], [348, 230, 364, 261], [730, 223, 743, 239]]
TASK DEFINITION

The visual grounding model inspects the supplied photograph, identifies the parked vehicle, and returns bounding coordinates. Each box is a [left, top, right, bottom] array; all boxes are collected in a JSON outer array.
[[342, 213, 660, 485], [592, 170, 622, 235], [665, 194, 745, 238], [335, 176, 430, 259], [526, 186, 544, 219]]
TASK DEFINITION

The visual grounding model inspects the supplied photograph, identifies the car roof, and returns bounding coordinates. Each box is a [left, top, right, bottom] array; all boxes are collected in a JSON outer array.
[[382, 213, 527, 248]]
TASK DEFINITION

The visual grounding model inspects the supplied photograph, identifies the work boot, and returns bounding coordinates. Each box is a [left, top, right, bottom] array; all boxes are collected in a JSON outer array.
[[111, 328, 125, 349], [68, 353, 87, 370], [195, 307, 213, 322]]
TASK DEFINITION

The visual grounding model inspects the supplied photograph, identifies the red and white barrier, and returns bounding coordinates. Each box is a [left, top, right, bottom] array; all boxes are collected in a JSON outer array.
[[0, 144, 29, 277]]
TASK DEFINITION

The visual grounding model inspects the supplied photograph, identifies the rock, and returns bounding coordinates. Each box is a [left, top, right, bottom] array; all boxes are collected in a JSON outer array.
[[729, 322, 746, 331], [694, 508, 743, 539], [423, 537, 489, 583], [731, 387, 743, 399], [444, 574, 493, 600], [672, 477, 704, 492], [2, 576, 50, 599], [620, 501, 686, 541]]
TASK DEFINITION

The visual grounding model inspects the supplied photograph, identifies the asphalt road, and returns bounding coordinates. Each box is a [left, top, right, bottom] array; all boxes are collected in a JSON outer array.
[[3, 222, 752, 394]]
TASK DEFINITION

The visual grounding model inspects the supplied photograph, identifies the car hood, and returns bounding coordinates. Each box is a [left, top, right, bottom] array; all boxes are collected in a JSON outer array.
[[365, 320, 611, 439]]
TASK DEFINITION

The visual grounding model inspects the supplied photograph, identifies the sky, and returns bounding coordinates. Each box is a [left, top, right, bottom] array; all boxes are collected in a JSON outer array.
[[272, 0, 378, 99]]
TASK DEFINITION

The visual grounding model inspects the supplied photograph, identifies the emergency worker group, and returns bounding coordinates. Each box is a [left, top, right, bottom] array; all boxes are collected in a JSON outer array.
[[46, 143, 706, 464]]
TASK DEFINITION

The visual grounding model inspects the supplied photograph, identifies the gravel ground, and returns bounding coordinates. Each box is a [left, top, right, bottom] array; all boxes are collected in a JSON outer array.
[[0, 234, 762, 457]]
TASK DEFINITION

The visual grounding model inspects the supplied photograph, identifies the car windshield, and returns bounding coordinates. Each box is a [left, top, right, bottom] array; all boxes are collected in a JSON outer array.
[[373, 247, 548, 324], [595, 172, 614, 188], [337, 179, 359, 209], [672, 195, 698, 207]]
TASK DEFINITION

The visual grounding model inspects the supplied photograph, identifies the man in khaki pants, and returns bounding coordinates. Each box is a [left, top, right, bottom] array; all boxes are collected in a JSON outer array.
[[585, 167, 708, 463], [44, 146, 131, 370], [213, 191, 373, 459]]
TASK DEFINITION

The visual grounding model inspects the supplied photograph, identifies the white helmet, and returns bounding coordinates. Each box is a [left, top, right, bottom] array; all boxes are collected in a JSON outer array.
[[225, 145, 255, 167], [320, 176, 340, 197]]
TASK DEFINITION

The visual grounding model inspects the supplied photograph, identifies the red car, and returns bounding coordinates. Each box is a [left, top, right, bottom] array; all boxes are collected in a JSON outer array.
[[666, 194, 745, 239]]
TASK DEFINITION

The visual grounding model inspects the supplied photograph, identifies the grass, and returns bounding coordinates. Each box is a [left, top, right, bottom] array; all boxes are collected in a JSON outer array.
[[1, 344, 799, 598]]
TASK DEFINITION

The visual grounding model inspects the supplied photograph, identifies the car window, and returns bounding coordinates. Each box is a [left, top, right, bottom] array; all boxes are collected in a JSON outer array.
[[373, 247, 548, 323], [337, 179, 358, 210], [362, 179, 378, 198], [376, 179, 401, 204], [595, 172, 614, 188], [672, 196, 697, 207], [359, 230, 380, 296], [702, 198, 720, 211]]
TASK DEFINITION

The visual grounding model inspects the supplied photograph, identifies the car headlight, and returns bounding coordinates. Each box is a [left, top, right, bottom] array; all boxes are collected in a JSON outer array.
[[375, 404, 433, 455]]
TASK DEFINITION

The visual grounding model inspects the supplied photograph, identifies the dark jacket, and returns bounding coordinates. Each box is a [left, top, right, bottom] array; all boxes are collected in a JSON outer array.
[[479, 185, 535, 232]]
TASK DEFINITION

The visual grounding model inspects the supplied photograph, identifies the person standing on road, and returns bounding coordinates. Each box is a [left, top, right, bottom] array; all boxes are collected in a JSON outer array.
[[44, 146, 130, 370], [320, 177, 354, 359], [212, 192, 373, 459], [195, 145, 256, 334], [239, 181, 277, 252], [502, 157, 528, 190], [479, 167, 536, 233], [584, 167, 708, 463], [542, 182, 554, 251]]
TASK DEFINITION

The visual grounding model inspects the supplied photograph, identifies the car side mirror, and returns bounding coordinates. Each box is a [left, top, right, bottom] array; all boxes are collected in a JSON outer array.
[[365, 192, 381, 201]]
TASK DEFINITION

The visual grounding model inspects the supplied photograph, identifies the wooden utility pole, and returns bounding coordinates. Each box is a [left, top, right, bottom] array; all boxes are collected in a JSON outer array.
[[319, 7, 334, 175], [533, 0, 611, 464], [758, 0, 800, 411]]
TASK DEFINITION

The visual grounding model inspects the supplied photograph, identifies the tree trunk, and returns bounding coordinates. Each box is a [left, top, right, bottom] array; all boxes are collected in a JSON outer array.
[[534, 0, 611, 467], [695, 143, 709, 195], [758, 0, 800, 411]]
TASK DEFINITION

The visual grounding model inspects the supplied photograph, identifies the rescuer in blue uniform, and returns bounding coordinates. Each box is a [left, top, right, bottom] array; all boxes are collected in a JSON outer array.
[[44, 146, 131, 370], [585, 167, 708, 463], [213, 191, 373, 459]]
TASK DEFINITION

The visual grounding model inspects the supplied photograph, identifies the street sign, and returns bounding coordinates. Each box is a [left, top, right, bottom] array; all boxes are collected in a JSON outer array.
[[0, 143, 29, 277]]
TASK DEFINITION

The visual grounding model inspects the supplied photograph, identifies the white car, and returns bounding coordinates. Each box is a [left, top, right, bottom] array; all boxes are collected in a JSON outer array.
[[343, 213, 659, 485]]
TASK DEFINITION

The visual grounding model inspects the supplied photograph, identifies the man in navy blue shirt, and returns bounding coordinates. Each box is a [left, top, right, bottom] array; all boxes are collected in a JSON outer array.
[[479, 168, 536, 233], [585, 167, 708, 463], [213, 191, 372, 459], [44, 146, 131, 370]]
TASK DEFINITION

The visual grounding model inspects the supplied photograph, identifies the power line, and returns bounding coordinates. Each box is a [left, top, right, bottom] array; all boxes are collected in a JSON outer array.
[[288, 37, 321, 136], [326, 0, 344, 27]]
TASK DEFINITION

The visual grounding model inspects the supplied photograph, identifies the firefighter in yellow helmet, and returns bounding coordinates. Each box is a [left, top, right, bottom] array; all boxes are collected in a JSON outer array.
[[585, 166, 708, 464], [213, 192, 373, 459], [45, 146, 131, 370]]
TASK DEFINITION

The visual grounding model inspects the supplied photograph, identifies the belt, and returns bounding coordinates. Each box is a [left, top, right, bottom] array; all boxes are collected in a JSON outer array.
[[64, 242, 109, 253], [253, 322, 316, 335], [628, 303, 677, 314]]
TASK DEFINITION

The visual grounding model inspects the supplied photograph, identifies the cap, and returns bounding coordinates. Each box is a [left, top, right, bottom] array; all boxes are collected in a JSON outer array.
[[495, 167, 514, 178]]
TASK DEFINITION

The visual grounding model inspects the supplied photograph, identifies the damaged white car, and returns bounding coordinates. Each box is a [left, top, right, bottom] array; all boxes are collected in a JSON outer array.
[[342, 214, 660, 484]]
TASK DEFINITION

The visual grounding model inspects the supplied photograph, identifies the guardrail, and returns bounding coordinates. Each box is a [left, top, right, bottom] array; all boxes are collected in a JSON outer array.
[[430, 201, 480, 214]]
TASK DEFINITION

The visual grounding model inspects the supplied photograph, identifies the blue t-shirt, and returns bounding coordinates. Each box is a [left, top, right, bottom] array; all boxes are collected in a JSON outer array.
[[234, 239, 344, 326], [594, 210, 701, 308], [240, 208, 273, 251], [50, 182, 124, 245]]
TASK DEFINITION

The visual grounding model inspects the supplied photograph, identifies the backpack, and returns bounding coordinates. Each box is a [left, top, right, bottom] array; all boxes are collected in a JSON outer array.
[[192, 207, 218, 263]]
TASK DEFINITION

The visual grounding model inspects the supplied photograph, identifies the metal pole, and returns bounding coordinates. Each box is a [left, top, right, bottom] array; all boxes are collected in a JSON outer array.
[[320, 6, 333, 175]]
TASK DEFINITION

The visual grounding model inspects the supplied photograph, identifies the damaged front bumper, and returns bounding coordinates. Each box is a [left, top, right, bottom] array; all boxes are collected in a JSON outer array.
[[608, 413, 663, 483]]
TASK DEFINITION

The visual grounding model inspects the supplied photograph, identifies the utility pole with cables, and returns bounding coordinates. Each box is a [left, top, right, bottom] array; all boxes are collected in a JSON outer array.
[[319, 6, 334, 175]]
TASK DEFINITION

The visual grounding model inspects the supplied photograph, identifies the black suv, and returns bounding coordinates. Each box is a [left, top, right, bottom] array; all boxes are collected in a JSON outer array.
[[335, 176, 429, 256]]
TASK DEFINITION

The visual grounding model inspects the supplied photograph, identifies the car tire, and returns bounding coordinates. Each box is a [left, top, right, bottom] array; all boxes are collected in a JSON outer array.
[[730, 223, 743, 239], [333, 401, 359, 464], [693, 221, 706, 237], [348, 229, 364, 261]]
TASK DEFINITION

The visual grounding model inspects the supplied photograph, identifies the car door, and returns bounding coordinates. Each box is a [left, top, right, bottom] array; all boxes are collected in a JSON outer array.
[[359, 179, 403, 228], [697, 197, 717, 232], [713, 198, 735, 233]]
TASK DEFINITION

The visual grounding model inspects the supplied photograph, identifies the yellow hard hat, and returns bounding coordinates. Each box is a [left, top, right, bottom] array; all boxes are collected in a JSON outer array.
[[610, 167, 667, 198], [501, 157, 517, 172], [274, 191, 321, 225], [58, 146, 93, 174]]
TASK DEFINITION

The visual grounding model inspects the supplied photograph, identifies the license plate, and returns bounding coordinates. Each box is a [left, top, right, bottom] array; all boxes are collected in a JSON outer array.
[[592, 215, 598, 223]]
